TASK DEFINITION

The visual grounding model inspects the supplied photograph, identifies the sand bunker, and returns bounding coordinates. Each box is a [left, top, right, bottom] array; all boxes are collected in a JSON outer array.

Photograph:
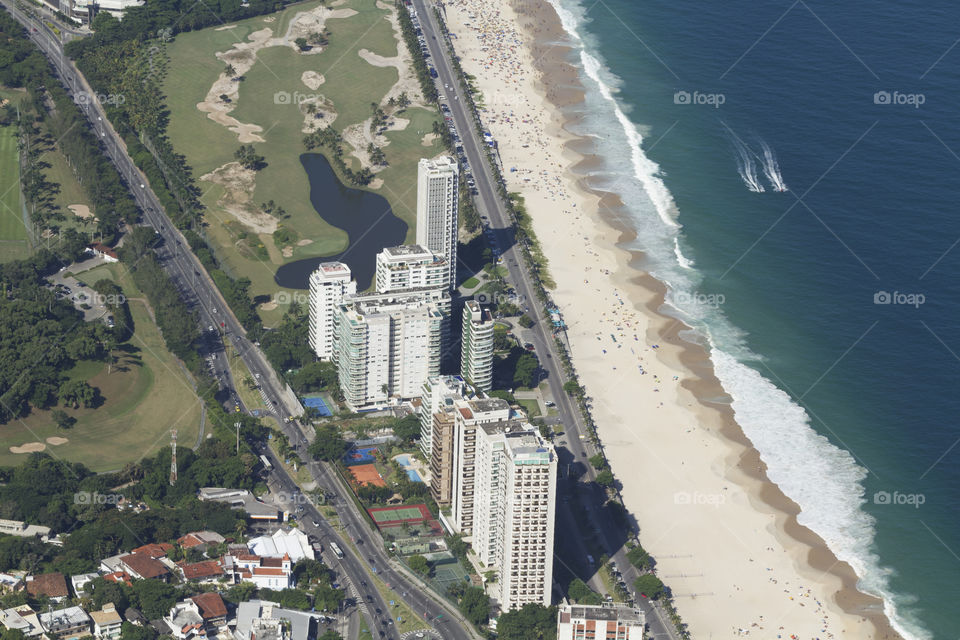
[[200, 162, 278, 234], [297, 238, 313, 246], [281, 246, 294, 258], [301, 70, 325, 90], [68, 204, 94, 219], [46, 437, 69, 445], [259, 301, 278, 311], [215, 24, 236, 31], [10, 442, 45, 454], [421, 132, 439, 146]]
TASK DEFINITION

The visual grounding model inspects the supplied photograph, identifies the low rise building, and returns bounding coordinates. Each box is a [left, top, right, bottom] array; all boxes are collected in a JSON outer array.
[[70, 573, 99, 598], [248, 528, 314, 562], [25, 572, 69, 602], [233, 601, 324, 640], [225, 554, 293, 589], [0, 519, 51, 539], [188, 594, 228, 634], [177, 531, 225, 551], [39, 606, 91, 639], [1, 605, 44, 637], [556, 604, 646, 640], [178, 560, 224, 583], [197, 488, 280, 521], [89, 604, 122, 640], [118, 553, 169, 581]]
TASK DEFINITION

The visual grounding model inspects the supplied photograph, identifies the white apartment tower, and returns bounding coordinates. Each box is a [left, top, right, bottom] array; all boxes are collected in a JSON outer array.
[[451, 398, 512, 535], [308, 262, 356, 360], [473, 423, 557, 610], [556, 604, 646, 640], [461, 301, 494, 391], [416, 157, 459, 288], [376, 245, 450, 293], [333, 292, 447, 411]]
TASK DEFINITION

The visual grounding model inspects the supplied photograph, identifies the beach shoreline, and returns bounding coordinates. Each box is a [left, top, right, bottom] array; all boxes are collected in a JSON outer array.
[[439, 0, 903, 636]]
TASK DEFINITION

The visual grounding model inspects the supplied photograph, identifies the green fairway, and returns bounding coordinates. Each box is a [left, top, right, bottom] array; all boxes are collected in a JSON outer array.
[[163, 0, 444, 324], [0, 124, 30, 263], [0, 262, 203, 472]]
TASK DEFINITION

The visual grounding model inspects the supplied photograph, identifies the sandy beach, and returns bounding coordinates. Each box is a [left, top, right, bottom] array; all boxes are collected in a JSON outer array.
[[439, 0, 902, 637]]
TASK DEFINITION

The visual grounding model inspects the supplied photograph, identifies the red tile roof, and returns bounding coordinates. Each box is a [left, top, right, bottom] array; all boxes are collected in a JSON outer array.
[[131, 543, 173, 558], [252, 567, 286, 576], [179, 561, 223, 580], [189, 593, 227, 620], [102, 571, 133, 587], [89, 243, 119, 259], [121, 553, 169, 579], [25, 573, 68, 598]]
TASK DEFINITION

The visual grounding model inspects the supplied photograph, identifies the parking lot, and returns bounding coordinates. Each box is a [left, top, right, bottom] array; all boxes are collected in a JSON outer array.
[[46, 256, 115, 324]]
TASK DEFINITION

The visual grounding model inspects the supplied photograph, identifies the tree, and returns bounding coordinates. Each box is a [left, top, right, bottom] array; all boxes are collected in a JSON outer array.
[[51, 410, 76, 430], [219, 93, 231, 103], [588, 454, 608, 471], [59, 380, 98, 409], [458, 586, 489, 626], [595, 469, 615, 488], [633, 574, 665, 600], [318, 632, 342, 640], [392, 414, 421, 443], [518, 314, 534, 328], [567, 578, 602, 604], [224, 63, 236, 78], [131, 579, 176, 619], [495, 603, 557, 640], [626, 545, 653, 571], [313, 583, 344, 612], [308, 425, 348, 462], [119, 622, 156, 640], [513, 353, 538, 389], [563, 380, 583, 397], [295, 37, 309, 51], [234, 145, 266, 171], [408, 554, 430, 577]]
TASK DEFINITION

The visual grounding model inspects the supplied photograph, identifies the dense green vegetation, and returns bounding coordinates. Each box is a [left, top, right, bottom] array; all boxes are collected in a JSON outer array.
[[394, 0, 438, 103], [494, 603, 557, 640]]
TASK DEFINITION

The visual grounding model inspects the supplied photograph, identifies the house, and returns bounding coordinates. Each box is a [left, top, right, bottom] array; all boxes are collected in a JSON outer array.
[[164, 595, 227, 640], [188, 593, 228, 633], [0, 573, 23, 594], [39, 606, 91, 639], [233, 601, 324, 640], [102, 572, 133, 587], [178, 560, 224, 583], [130, 543, 173, 558], [0, 519, 51, 539], [71, 573, 100, 598], [86, 243, 119, 263], [119, 553, 170, 581], [227, 554, 293, 590], [89, 604, 122, 640], [177, 531, 225, 551], [198, 488, 280, 521], [248, 528, 314, 562], [123, 609, 145, 627], [0, 605, 44, 637], [25, 572, 69, 602]]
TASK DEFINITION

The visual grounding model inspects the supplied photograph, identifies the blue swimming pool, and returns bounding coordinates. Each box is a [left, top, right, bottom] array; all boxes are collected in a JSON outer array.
[[405, 469, 422, 483]]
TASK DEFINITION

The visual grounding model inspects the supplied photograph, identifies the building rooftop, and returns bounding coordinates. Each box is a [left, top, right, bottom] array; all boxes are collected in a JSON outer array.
[[120, 553, 169, 579], [38, 606, 90, 632], [248, 528, 314, 562], [189, 593, 227, 620], [316, 262, 351, 276], [467, 398, 510, 414], [479, 420, 530, 437], [179, 560, 223, 581], [25, 572, 68, 599], [234, 600, 322, 640], [382, 244, 431, 257], [131, 542, 173, 558], [89, 604, 122, 627], [561, 603, 646, 624]]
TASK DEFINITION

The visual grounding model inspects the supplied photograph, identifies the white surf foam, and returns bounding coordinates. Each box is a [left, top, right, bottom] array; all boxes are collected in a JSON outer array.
[[729, 131, 765, 192], [759, 138, 788, 192], [543, 1, 929, 637]]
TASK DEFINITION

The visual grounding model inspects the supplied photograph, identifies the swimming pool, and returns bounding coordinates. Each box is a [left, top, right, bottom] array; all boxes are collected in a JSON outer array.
[[395, 455, 411, 466], [405, 469, 423, 483]]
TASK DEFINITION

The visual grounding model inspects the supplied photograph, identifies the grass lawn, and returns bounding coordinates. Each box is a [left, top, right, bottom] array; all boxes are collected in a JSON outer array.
[[0, 124, 30, 263], [515, 398, 541, 418], [461, 276, 479, 289], [163, 0, 444, 324], [43, 143, 96, 228], [0, 263, 202, 471], [225, 336, 267, 411]]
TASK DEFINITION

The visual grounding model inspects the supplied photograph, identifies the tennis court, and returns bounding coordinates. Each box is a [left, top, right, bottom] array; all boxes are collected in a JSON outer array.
[[343, 446, 379, 466], [348, 464, 386, 487], [368, 504, 432, 527], [424, 552, 469, 592], [303, 395, 332, 416]]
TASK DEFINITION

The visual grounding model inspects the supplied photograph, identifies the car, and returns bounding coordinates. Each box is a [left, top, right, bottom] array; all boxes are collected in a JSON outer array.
[[545, 400, 556, 407], [311, 520, 319, 527]]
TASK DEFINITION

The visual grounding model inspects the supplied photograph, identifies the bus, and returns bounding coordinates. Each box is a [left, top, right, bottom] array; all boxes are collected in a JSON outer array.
[[330, 542, 344, 559], [259, 454, 273, 472]]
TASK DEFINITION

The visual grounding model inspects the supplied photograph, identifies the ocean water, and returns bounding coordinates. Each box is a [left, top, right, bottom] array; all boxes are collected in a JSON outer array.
[[545, 0, 960, 637]]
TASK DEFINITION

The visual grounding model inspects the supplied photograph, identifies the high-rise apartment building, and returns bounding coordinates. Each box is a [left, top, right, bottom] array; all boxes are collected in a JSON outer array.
[[473, 423, 557, 610], [308, 262, 356, 360], [450, 398, 512, 535], [333, 292, 446, 411], [461, 301, 494, 391], [416, 157, 459, 288]]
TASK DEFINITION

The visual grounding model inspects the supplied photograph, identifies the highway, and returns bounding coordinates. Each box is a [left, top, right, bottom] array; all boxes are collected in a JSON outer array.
[[409, 1, 682, 637], [1, 5, 476, 638]]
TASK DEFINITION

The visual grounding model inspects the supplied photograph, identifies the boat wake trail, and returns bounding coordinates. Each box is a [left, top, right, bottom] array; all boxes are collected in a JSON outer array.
[[730, 134, 765, 193], [760, 139, 788, 192]]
